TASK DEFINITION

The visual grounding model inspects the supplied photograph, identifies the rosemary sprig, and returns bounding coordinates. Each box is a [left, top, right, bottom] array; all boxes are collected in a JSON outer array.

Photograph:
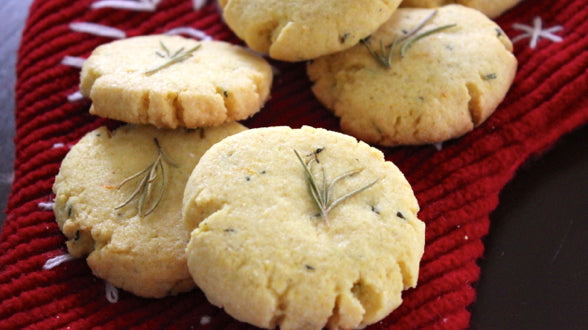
[[294, 149, 378, 225], [360, 10, 456, 68], [115, 138, 178, 217], [145, 41, 201, 75], [399, 23, 457, 57]]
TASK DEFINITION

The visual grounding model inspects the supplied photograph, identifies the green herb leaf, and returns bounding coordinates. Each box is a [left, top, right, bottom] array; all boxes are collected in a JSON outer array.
[[145, 41, 201, 75], [294, 149, 378, 225], [399, 23, 457, 57], [483, 73, 497, 80], [361, 10, 457, 68], [115, 138, 178, 217]]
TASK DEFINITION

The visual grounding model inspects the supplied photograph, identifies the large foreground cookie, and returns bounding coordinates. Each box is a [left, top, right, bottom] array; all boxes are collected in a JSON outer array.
[[307, 5, 517, 146], [80, 35, 273, 128], [218, 0, 403, 62], [52, 123, 246, 298], [183, 126, 425, 329], [400, 0, 523, 19]]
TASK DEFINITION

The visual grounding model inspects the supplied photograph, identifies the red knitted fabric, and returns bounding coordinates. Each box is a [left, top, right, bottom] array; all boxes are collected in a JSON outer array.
[[1, 0, 587, 328]]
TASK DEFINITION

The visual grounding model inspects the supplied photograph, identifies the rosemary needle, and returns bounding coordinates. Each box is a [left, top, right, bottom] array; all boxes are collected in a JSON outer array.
[[115, 138, 178, 217], [399, 24, 457, 57], [294, 149, 378, 225], [145, 41, 201, 75], [361, 10, 456, 68]]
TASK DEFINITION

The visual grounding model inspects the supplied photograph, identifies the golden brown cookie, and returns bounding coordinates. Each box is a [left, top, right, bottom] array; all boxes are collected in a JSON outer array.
[[217, 0, 403, 62], [307, 5, 517, 146], [183, 126, 425, 329], [80, 35, 273, 128], [52, 123, 247, 298]]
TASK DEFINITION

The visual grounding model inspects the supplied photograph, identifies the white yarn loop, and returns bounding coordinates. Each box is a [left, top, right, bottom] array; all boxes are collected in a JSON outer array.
[[69, 22, 127, 39], [43, 253, 76, 270], [38, 201, 55, 211], [61, 56, 86, 68], [164, 27, 213, 41], [91, 0, 161, 12], [67, 91, 85, 102], [193, 0, 208, 10], [105, 281, 120, 303]]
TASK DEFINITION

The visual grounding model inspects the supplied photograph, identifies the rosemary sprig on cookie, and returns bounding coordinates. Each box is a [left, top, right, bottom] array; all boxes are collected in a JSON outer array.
[[145, 41, 201, 75], [294, 149, 378, 225], [115, 138, 178, 216], [361, 10, 457, 68]]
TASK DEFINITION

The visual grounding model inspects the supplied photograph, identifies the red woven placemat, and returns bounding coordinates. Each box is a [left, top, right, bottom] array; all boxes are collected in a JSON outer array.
[[1, 0, 587, 328]]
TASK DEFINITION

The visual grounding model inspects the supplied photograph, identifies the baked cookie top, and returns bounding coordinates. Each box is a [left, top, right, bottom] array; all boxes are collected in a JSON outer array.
[[307, 5, 517, 146], [52, 122, 246, 298], [183, 126, 425, 329], [80, 35, 273, 129], [217, 0, 403, 62], [400, 0, 523, 18]]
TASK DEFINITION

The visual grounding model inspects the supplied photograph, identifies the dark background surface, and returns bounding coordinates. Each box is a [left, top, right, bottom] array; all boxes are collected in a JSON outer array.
[[1, 1, 586, 328]]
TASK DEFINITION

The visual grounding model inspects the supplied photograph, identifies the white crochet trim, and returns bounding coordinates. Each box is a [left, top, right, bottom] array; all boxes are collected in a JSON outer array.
[[512, 16, 563, 49], [61, 56, 86, 68], [165, 27, 213, 41], [91, 0, 162, 11], [105, 281, 120, 303], [69, 22, 127, 39], [43, 253, 76, 270]]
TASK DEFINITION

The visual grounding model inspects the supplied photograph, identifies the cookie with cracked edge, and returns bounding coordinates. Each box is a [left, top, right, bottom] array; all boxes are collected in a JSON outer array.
[[400, 0, 523, 19], [217, 0, 403, 62], [183, 126, 425, 329], [52, 122, 247, 298], [307, 5, 517, 146], [80, 35, 273, 129]]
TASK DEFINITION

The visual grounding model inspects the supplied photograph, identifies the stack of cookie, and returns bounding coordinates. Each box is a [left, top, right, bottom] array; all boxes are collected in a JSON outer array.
[[53, 36, 274, 298], [219, 1, 518, 146], [52, 1, 520, 329]]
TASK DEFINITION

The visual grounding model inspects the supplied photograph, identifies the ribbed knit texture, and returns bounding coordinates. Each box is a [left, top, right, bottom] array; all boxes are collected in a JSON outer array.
[[1, 0, 586, 328]]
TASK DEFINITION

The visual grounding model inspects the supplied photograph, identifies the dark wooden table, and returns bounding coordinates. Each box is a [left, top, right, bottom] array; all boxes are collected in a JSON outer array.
[[1, 1, 585, 328]]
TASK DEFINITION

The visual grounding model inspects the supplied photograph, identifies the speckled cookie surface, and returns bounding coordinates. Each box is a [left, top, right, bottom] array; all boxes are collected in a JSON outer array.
[[400, 0, 523, 18], [183, 126, 425, 329], [80, 35, 273, 128], [52, 123, 247, 298], [217, 0, 403, 62], [307, 5, 517, 146]]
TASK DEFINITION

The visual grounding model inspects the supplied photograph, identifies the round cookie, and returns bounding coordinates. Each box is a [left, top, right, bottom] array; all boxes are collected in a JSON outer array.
[[217, 0, 403, 62], [183, 126, 425, 329], [307, 5, 517, 146], [400, 0, 523, 19], [52, 122, 247, 298], [80, 35, 273, 129]]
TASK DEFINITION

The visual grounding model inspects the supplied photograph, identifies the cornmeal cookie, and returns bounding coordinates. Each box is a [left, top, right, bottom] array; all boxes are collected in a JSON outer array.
[[80, 35, 273, 128], [307, 5, 517, 146], [400, 0, 523, 19], [217, 0, 403, 62], [52, 122, 247, 298], [183, 126, 425, 329]]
